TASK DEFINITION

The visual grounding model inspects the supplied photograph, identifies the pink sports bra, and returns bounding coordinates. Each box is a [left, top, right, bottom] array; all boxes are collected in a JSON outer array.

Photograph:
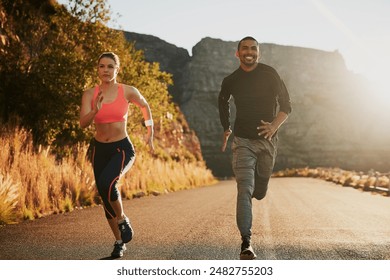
[[92, 84, 129, 124]]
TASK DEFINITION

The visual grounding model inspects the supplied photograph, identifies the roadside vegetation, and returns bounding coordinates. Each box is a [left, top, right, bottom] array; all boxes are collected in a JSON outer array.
[[0, 125, 216, 225], [274, 167, 390, 196]]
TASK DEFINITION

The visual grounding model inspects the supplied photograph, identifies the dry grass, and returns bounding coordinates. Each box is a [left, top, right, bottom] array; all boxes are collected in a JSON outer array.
[[0, 174, 20, 225], [120, 154, 216, 199], [0, 126, 217, 225], [0, 126, 97, 223]]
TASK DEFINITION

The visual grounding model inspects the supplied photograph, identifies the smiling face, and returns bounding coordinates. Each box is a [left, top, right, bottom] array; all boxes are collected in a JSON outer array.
[[97, 57, 119, 83], [236, 39, 260, 71]]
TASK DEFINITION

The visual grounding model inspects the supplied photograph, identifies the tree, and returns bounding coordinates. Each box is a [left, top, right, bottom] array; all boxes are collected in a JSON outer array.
[[0, 0, 174, 148]]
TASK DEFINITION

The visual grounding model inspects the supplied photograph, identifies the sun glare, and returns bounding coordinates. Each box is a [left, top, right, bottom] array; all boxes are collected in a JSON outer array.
[[309, 0, 390, 111], [356, 62, 390, 112], [359, 52, 390, 110]]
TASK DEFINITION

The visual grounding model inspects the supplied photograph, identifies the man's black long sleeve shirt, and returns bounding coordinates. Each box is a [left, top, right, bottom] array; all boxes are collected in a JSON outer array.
[[218, 63, 292, 140]]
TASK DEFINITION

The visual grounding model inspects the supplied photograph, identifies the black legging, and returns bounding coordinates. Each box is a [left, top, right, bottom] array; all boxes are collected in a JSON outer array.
[[92, 137, 135, 219]]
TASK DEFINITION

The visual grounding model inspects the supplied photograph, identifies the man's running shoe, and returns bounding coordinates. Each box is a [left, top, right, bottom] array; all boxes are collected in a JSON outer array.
[[111, 241, 126, 258], [240, 239, 257, 260], [118, 216, 133, 243]]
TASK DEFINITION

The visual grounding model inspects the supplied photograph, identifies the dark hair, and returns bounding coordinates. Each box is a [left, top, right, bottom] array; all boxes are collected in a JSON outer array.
[[98, 52, 120, 67], [237, 36, 259, 51]]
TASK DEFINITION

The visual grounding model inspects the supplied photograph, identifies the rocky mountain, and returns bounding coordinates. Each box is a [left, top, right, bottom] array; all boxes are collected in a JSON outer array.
[[124, 33, 390, 177], [123, 32, 191, 104]]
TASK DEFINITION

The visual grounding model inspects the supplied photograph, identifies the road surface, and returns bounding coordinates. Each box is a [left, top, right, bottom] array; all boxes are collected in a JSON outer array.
[[0, 178, 389, 260]]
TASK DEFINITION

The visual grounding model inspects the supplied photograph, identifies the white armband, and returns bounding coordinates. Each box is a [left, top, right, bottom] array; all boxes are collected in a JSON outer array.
[[144, 119, 154, 127]]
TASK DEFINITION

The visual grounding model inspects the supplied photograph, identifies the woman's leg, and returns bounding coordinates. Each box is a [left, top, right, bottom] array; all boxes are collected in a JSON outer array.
[[93, 139, 135, 240]]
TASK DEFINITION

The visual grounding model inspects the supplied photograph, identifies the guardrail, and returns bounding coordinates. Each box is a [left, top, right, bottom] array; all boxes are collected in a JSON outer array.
[[273, 168, 390, 197]]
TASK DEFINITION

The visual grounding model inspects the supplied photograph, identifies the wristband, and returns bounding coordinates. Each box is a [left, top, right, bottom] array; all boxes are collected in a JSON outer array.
[[144, 119, 154, 127]]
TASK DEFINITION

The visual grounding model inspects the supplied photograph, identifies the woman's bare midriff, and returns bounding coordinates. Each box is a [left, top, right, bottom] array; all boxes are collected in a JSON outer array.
[[94, 122, 128, 142]]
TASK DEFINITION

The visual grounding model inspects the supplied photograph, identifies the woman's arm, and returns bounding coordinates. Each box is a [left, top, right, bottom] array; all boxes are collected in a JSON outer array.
[[79, 88, 103, 129], [125, 85, 154, 151]]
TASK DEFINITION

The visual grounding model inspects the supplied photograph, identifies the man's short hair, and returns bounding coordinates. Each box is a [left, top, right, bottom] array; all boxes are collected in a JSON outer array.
[[237, 36, 259, 51]]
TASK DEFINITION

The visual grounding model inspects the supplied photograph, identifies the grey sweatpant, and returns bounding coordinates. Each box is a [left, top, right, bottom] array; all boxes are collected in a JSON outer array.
[[232, 136, 277, 240]]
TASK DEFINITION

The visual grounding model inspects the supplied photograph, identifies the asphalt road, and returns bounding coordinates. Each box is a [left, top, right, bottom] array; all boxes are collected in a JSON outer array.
[[1, 178, 389, 260]]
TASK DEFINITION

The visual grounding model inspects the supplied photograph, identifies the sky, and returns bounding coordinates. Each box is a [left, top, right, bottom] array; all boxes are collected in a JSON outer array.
[[58, 0, 389, 95], [102, 0, 389, 91]]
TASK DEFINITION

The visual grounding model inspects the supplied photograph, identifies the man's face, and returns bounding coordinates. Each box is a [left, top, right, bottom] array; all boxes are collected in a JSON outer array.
[[236, 40, 260, 67]]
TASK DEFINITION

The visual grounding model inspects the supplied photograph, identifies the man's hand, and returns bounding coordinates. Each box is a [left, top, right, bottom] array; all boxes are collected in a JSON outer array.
[[221, 129, 232, 152], [257, 120, 276, 141]]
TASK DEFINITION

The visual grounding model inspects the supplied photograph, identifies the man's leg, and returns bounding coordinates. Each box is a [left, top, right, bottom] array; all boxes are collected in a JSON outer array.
[[232, 137, 257, 259], [253, 137, 277, 200]]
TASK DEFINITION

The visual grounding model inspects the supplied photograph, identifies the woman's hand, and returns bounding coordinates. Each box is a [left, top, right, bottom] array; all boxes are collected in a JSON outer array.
[[145, 127, 155, 153], [93, 89, 104, 112]]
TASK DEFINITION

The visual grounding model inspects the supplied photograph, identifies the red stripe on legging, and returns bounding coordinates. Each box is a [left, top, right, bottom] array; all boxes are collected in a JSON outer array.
[[106, 175, 120, 219], [121, 150, 125, 171], [106, 149, 126, 218]]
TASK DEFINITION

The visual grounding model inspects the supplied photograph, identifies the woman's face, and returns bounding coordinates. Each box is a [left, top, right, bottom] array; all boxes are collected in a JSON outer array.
[[97, 57, 119, 82]]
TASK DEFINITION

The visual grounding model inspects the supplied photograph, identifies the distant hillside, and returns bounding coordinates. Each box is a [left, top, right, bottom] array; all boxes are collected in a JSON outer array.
[[124, 33, 390, 176]]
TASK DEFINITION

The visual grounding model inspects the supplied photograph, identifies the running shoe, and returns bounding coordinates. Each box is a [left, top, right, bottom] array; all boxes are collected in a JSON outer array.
[[111, 241, 126, 258], [240, 239, 257, 260], [118, 216, 133, 243]]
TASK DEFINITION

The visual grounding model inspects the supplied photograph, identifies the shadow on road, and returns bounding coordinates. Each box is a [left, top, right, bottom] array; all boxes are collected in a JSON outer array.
[[99, 255, 119, 260]]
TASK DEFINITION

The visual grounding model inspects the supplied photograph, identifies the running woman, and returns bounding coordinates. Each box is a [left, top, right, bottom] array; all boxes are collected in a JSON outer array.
[[79, 52, 154, 258]]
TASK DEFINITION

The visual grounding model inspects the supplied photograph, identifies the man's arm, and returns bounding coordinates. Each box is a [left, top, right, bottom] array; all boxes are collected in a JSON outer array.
[[278, 79, 292, 115], [258, 79, 292, 140], [218, 79, 232, 152]]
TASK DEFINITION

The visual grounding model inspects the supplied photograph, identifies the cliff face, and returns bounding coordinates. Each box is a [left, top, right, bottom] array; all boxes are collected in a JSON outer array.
[[123, 32, 191, 104], [124, 34, 390, 176]]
